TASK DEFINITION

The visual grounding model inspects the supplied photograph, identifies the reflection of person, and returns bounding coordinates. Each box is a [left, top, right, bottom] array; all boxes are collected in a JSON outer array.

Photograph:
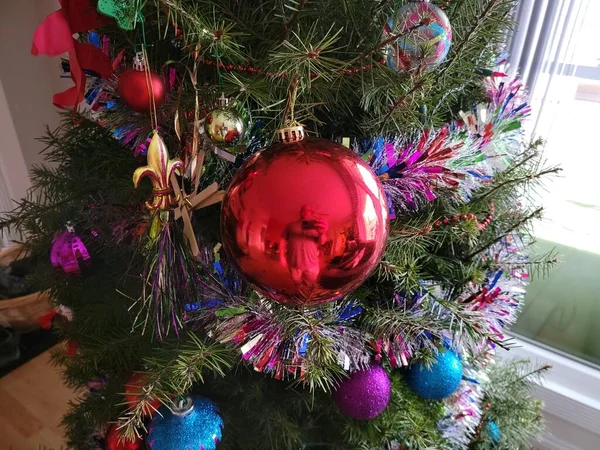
[[280, 205, 328, 290]]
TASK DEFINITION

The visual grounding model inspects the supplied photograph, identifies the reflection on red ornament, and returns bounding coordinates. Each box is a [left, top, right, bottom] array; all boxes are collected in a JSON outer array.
[[117, 69, 166, 113]]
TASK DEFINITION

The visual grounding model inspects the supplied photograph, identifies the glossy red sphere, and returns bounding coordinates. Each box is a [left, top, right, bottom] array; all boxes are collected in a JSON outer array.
[[117, 69, 165, 113], [105, 424, 143, 450], [221, 138, 389, 306], [124, 373, 161, 416]]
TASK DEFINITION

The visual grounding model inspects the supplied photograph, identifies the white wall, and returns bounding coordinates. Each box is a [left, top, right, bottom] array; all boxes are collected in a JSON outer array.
[[0, 0, 65, 204]]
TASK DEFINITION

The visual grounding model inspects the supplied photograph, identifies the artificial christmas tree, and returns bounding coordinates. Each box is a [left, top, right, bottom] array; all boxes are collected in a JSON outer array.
[[1, 0, 558, 448]]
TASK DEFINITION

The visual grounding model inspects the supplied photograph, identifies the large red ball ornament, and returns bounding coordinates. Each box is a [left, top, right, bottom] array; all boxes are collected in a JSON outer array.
[[124, 373, 161, 416], [105, 424, 144, 450], [221, 138, 389, 306], [117, 69, 165, 113]]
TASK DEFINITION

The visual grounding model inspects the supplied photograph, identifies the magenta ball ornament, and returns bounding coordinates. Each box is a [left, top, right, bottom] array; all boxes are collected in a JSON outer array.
[[333, 364, 391, 420]]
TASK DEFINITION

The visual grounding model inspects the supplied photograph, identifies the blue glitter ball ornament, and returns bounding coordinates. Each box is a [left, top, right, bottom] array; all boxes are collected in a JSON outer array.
[[404, 348, 462, 400], [146, 396, 223, 450], [486, 420, 501, 445]]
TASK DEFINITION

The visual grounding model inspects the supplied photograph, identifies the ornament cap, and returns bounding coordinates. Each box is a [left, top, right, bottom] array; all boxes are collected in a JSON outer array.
[[172, 396, 194, 416], [132, 52, 146, 71], [217, 94, 229, 107], [277, 124, 305, 143]]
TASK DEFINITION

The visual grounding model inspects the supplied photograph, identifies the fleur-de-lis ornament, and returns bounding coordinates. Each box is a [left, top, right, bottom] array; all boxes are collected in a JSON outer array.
[[133, 132, 183, 211]]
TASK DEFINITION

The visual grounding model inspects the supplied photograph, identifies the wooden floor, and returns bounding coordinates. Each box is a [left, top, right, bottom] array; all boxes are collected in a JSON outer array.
[[0, 347, 77, 449]]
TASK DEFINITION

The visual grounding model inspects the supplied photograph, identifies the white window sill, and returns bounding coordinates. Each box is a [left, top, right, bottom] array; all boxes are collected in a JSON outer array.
[[499, 336, 600, 450]]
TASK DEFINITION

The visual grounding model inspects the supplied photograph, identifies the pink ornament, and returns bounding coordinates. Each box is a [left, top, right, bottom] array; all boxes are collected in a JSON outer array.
[[333, 363, 391, 420], [50, 229, 91, 276]]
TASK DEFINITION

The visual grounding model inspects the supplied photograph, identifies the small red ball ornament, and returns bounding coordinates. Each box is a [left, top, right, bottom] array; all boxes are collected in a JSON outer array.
[[124, 373, 161, 416], [117, 69, 165, 113], [221, 133, 389, 306], [105, 424, 143, 450]]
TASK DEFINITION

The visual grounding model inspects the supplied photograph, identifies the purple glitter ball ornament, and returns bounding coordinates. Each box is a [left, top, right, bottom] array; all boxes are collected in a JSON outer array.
[[333, 363, 391, 420], [50, 228, 91, 276]]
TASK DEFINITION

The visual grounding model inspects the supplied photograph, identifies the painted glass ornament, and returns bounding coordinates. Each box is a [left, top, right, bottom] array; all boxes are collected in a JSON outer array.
[[221, 130, 389, 307], [50, 228, 91, 276], [204, 96, 247, 148], [404, 348, 463, 400], [333, 364, 391, 420], [105, 423, 143, 450], [384, 1, 452, 71], [147, 396, 223, 450]]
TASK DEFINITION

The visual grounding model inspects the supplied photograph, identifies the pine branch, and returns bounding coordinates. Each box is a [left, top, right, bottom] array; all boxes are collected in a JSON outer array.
[[381, 77, 426, 129], [475, 167, 561, 202], [283, 0, 307, 40], [440, 0, 509, 77]]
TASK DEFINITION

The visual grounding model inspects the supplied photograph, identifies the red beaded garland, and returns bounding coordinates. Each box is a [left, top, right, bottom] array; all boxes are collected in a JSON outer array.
[[199, 58, 384, 79], [431, 203, 495, 232]]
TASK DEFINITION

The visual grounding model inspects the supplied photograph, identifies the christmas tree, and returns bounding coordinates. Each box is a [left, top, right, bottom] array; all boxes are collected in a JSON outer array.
[[1, 0, 560, 448]]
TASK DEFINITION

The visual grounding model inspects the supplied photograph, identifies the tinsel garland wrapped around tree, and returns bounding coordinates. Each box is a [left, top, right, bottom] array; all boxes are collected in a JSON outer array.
[[0, 1, 560, 449]]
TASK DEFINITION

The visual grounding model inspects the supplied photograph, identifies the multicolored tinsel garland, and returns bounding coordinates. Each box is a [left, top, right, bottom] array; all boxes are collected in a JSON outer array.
[[356, 74, 530, 215], [360, 128, 465, 213], [435, 234, 533, 448], [183, 249, 372, 378], [195, 294, 371, 379], [377, 232, 527, 371]]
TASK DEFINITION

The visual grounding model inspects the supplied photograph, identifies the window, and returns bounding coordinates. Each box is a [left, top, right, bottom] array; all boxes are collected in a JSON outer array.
[[509, 0, 600, 367]]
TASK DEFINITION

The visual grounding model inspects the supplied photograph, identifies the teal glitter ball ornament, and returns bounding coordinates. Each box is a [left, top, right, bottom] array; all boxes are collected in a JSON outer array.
[[404, 348, 462, 400], [486, 420, 501, 445], [146, 396, 223, 450]]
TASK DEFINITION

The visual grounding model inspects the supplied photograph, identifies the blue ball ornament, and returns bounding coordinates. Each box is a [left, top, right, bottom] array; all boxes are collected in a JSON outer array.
[[147, 396, 223, 450], [486, 420, 501, 445], [404, 348, 463, 400]]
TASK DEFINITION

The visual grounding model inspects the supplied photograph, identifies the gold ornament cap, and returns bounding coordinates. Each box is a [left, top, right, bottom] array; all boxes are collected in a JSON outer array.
[[277, 124, 305, 143]]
